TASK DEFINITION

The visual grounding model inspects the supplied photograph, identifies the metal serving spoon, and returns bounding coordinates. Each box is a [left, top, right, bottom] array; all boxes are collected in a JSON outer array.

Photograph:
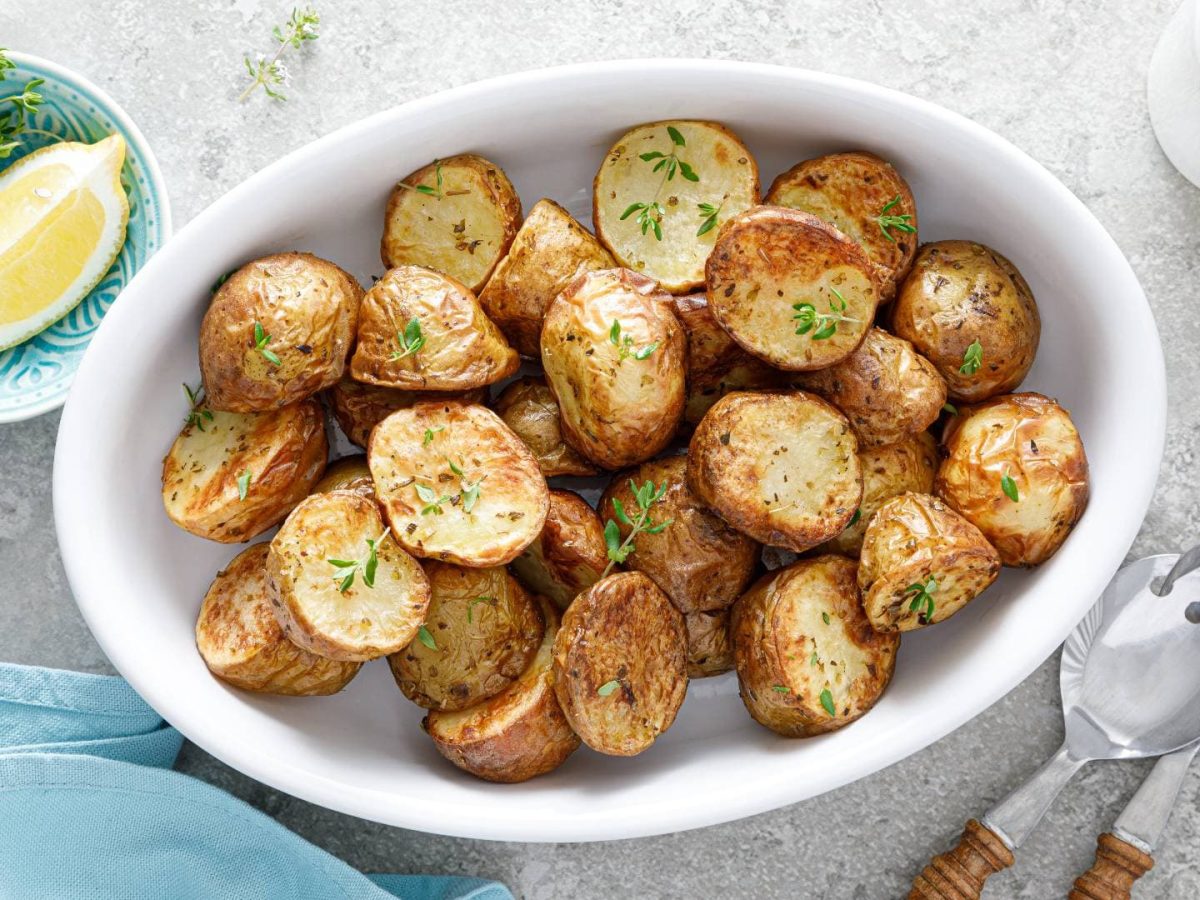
[[909, 550, 1200, 899]]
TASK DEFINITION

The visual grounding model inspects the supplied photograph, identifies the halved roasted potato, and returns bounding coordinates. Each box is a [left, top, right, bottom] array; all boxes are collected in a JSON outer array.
[[732, 555, 899, 737], [858, 492, 1001, 632], [540, 267, 686, 469], [266, 490, 431, 661], [685, 609, 734, 679], [381, 154, 522, 294], [706, 206, 880, 371], [687, 391, 862, 552], [492, 377, 599, 478], [199, 253, 362, 412], [510, 489, 607, 611], [162, 400, 327, 543], [196, 543, 362, 695], [368, 401, 549, 567], [553, 571, 688, 756], [327, 374, 486, 448], [936, 392, 1089, 567], [311, 454, 375, 498]]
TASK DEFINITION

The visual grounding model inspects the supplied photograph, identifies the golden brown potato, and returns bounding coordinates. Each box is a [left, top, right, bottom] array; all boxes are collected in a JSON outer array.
[[199, 253, 362, 412], [687, 391, 862, 552], [599, 455, 759, 613], [266, 491, 431, 661], [492, 377, 599, 478], [593, 120, 760, 293], [540, 268, 686, 469], [858, 492, 1001, 632], [387, 562, 543, 711], [381, 154, 522, 293], [510, 489, 607, 611], [311, 454, 375, 498], [368, 401, 549, 567], [162, 400, 327, 543], [936, 393, 1089, 567], [196, 543, 362, 695], [792, 327, 947, 448], [423, 596, 581, 782], [327, 375, 486, 449], [706, 206, 880, 371], [765, 152, 918, 300], [685, 609, 734, 679], [732, 555, 899, 737], [891, 240, 1040, 403], [553, 571, 687, 756], [478, 198, 616, 356]]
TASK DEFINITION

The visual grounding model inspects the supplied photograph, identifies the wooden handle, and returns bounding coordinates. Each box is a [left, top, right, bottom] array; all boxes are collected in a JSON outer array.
[[1068, 833, 1154, 900], [909, 819, 1015, 899]]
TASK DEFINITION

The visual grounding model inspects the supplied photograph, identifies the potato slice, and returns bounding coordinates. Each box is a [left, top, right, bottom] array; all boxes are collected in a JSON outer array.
[[593, 120, 759, 293], [687, 391, 862, 552], [493, 377, 599, 478], [510, 489, 607, 612], [732, 555, 899, 737], [311, 454, 375, 499], [196, 543, 362, 695], [381, 154, 522, 293], [162, 400, 327, 543], [685, 609, 734, 679], [368, 401, 549, 567], [552, 571, 687, 756], [327, 374, 486, 448], [266, 491, 431, 661], [706, 206, 880, 371]]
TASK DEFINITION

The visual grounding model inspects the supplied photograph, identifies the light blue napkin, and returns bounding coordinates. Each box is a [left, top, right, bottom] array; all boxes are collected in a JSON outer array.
[[0, 663, 513, 900]]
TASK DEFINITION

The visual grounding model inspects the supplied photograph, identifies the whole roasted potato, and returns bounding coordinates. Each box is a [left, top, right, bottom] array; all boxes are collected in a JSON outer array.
[[891, 240, 1040, 403], [510, 489, 607, 611], [540, 268, 686, 469], [200, 253, 362, 412], [311, 454, 375, 498], [492, 377, 599, 478], [327, 375, 485, 449], [936, 392, 1089, 567], [685, 609, 734, 679], [732, 555, 899, 737]]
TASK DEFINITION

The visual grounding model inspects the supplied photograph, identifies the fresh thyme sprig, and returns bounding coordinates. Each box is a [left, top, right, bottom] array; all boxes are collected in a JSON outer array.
[[876, 195, 915, 243], [608, 319, 658, 362], [959, 338, 983, 375], [1001, 468, 1020, 503], [619, 125, 699, 242], [183, 382, 214, 431], [792, 287, 860, 341], [904, 575, 938, 623], [391, 317, 425, 359], [422, 426, 443, 447], [696, 200, 723, 237], [327, 527, 389, 593], [239, 7, 320, 103], [0, 49, 45, 159], [253, 321, 281, 366], [397, 159, 469, 200], [447, 459, 485, 513], [602, 479, 673, 577], [414, 482, 452, 515]]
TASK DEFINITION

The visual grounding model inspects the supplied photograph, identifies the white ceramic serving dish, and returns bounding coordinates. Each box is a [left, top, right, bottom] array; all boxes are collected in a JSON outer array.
[[53, 60, 1164, 842]]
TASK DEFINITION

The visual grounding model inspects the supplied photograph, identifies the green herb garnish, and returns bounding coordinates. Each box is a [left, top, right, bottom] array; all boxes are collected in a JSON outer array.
[[0, 54, 45, 159], [608, 319, 658, 362], [391, 317, 425, 359], [447, 458, 485, 514], [696, 200, 723, 237], [422, 426, 442, 447], [466, 595, 495, 624], [1001, 469, 1020, 503], [959, 339, 983, 376], [253, 321, 281, 366], [943, 402, 958, 415], [821, 612, 831, 625], [327, 527, 389, 593], [183, 383, 214, 431], [905, 576, 938, 623], [772, 685, 790, 694], [876, 195, 915, 243], [848, 508, 861, 527], [597, 680, 620, 697], [619, 124, 699, 241], [239, 6, 320, 102], [236, 470, 252, 501], [792, 287, 860, 341], [819, 688, 836, 717], [602, 479, 673, 577], [417, 624, 437, 651]]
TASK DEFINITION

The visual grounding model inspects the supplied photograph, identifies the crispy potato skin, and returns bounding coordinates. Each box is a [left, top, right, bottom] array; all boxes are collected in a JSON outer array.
[[381, 154, 522, 293], [327, 375, 486, 449], [200, 253, 362, 412], [540, 267, 686, 469], [936, 393, 1088, 567], [599, 455, 759, 613], [493, 377, 599, 478], [478, 198, 616, 357], [311, 455, 375, 499], [388, 563, 543, 710], [162, 400, 328, 543], [891, 240, 1040, 403], [510, 489, 607, 612], [553, 572, 688, 756], [793, 328, 947, 448], [765, 152, 918, 300], [196, 543, 362, 695], [706, 206, 880, 371], [687, 391, 862, 552], [858, 492, 1001, 632], [685, 609, 734, 678], [732, 555, 898, 737]]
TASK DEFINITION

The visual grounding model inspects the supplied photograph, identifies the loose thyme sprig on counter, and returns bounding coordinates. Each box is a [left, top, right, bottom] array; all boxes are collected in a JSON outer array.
[[0, 49, 45, 159], [602, 479, 673, 577], [620, 125, 699, 241], [327, 527, 389, 593], [239, 6, 320, 102], [792, 287, 860, 341]]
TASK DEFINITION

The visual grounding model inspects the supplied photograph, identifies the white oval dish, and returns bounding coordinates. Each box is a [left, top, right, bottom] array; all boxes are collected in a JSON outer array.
[[53, 60, 1164, 842]]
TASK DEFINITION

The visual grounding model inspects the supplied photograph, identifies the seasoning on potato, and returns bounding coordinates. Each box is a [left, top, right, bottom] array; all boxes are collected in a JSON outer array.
[[685, 609, 734, 679], [327, 374, 486, 449], [311, 454, 375, 499], [493, 377, 599, 478], [510, 489, 607, 611]]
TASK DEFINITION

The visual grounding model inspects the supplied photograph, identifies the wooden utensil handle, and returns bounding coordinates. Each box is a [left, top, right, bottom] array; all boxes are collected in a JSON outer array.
[[909, 819, 1015, 899], [1068, 833, 1154, 900]]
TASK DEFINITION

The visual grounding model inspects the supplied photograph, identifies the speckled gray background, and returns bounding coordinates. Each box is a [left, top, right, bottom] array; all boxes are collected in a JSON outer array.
[[1, 1, 1198, 897]]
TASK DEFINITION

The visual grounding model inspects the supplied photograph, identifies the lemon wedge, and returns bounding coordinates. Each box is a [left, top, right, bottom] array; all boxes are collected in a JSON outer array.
[[0, 135, 130, 351]]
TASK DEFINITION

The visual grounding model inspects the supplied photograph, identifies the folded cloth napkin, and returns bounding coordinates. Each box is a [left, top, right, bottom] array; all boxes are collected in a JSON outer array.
[[0, 663, 513, 900]]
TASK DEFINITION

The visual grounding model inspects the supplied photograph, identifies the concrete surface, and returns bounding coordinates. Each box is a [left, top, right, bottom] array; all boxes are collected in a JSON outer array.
[[2, 0, 1198, 897]]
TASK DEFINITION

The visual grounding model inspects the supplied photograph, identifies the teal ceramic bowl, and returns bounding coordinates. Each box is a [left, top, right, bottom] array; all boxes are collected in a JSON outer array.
[[0, 52, 171, 423]]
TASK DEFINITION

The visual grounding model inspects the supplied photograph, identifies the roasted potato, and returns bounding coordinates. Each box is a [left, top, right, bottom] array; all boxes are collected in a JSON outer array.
[[593, 120, 759, 293], [368, 401, 549, 567], [553, 571, 688, 756], [196, 543, 362, 695], [423, 596, 581, 782], [327, 374, 486, 449], [765, 152, 918, 300], [199, 253, 362, 412], [540, 267, 686, 469], [792, 327, 947, 448], [891, 240, 1040, 403], [311, 454, 375, 498], [858, 492, 1001, 632], [381, 154, 522, 294], [732, 555, 899, 737], [706, 206, 880, 371], [510, 489, 607, 611], [492, 377, 599, 478], [388, 562, 543, 710], [162, 400, 327, 543], [685, 609, 734, 679], [936, 393, 1089, 567], [478, 198, 616, 356], [599, 455, 759, 613], [266, 490, 431, 661], [687, 391, 862, 552]]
